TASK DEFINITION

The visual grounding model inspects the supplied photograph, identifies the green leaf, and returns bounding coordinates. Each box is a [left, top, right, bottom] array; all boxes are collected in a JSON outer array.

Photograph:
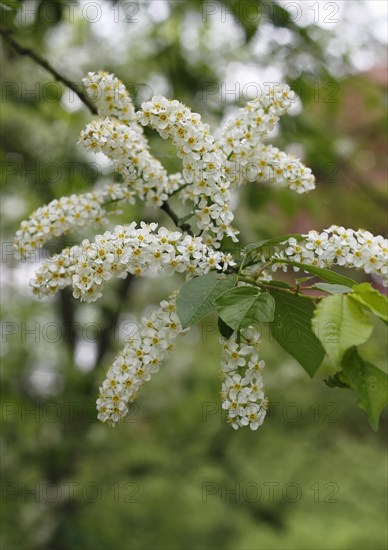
[[217, 317, 234, 340], [269, 290, 325, 377], [176, 272, 237, 329], [244, 234, 303, 255], [349, 283, 388, 322], [313, 283, 352, 294], [324, 372, 351, 389], [274, 260, 357, 287], [341, 347, 388, 431], [312, 295, 373, 366], [215, 287, 275, 330]]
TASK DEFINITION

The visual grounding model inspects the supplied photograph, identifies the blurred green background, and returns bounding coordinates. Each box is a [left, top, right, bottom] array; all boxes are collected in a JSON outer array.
[[1, 1, 387, 549]]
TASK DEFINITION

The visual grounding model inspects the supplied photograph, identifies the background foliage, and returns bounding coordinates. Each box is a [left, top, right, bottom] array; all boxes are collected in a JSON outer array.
[[1, 1, 387, 549]]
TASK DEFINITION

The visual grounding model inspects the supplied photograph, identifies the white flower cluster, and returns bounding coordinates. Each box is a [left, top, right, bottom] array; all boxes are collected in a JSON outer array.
[[30, 223, 232, 301], [221, 84, 296, 150], [220, 328, 268, 430], [218, 85, 315, 193], [272, 225, 388, 286], [14, 184, 133, 258], [97, 295, 186, 426], [225, 143, 316, 193], [79, 118, 176, 207], [81, 72, 182, 208], [30, 245, 78, 297], [83, 71, 137, 125], [137, 95, 238, 244]]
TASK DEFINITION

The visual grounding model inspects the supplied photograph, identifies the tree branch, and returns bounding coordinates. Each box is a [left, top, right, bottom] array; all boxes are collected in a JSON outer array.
[[160, 201, 193, 234], [0, 27, 98, 115]]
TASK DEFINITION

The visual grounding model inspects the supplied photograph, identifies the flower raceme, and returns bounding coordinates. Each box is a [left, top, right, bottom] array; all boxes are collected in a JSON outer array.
[[30, 223, 233, 301], [14, 184, 128, 258], [97, 294, 186, 426], [273, 226, 388, 286], [221, 328, 268, 430], [136, 95, 238, 244], [83, 70, 138, 125], [218, 89, 316, 193], [79, 117, 175, 208], [14, 71, 388, 430]]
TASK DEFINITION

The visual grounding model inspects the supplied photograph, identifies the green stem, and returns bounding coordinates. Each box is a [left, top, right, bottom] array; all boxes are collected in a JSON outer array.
[[254, 262, 272, 281], [160, 201, 193, 234], [238, 252, 248, 276], [237, 275, 321, 301]]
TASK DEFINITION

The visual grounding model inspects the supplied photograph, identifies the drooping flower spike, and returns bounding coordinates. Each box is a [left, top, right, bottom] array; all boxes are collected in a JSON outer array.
[[217, 85, 315, 193], [30, 223, 233, 301], [96, 293, 186, 426], [271, 226, 388, 286], [137, 95, 238, 245]]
